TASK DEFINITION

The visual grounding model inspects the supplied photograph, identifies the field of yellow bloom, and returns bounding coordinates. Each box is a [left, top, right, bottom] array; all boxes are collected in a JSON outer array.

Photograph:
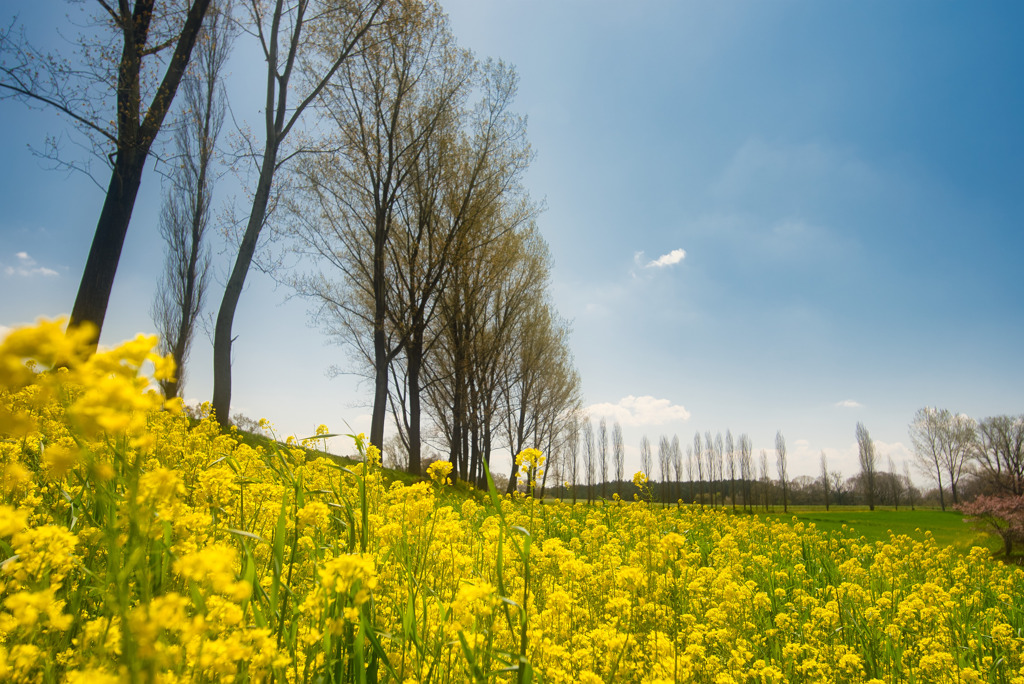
[[1, 320, 1023, 683]]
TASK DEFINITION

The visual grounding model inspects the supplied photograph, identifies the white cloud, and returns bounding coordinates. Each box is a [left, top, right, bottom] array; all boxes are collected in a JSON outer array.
[[835, 399, 862, 408], [645, 248, 686, 268], [586, 395, 691, 426], [4, 252, 59, 278], [873, 440, 913, 466]]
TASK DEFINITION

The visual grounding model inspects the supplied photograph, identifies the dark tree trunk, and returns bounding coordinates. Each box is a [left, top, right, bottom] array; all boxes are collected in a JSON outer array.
[[461, 419, 470, 484], [468, 429, 479, 486], [470, 422, 480, 486], [212, 140, 278, 428], [405, 329, 423, 476], [936, 467, 946, 511], [450, 356, 465, 480], [369, 211, 389, 448], [480, 423, 492, 490], [69, 149, 147, 339]]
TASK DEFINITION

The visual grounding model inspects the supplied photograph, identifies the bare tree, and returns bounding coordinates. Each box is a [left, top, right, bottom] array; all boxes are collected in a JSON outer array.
[[640, 435, 652, 481], [713, 432, 724, 508], [759, 449, 771, 511], [567, 415, 580, 504], [738, 434, 752, 511], [151, 2, 233, 399], [694, 432, 705, 506], [908, 407, 975, 510], [725, 430, 736, 511], [887, 455, 904, 510], [583, 419, 595, 503], [903, 461, 917, 510], [856, 421, 878, 510], [820, 451, 831, 511], [830, 470, 847, 506], [599, 418, 609, 498], [671, 434, 682, 507], [685, 444, 694, 504], [658, 435, 671, 504], [380, 36, 506, 475], [775, 430, 789, 513], [612, 420, 625, 492], [974, 415, 1024, 496], [502, 304, 579, 492], [211, 0, 391, 429], [414, 205, 553, 488], [705, 431, 716, 506], [2, 0, 214, 343]]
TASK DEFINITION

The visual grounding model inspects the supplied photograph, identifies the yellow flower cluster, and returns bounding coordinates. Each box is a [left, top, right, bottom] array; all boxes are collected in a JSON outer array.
[[427, 460, 454, 486], [1, 320, 1023, 683]]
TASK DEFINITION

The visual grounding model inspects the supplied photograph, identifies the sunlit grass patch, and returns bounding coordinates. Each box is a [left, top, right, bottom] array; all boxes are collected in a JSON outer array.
[[761, 507, 1001, 553]]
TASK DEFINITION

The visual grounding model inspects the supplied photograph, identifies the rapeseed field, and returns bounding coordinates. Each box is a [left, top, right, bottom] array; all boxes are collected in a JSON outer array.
[[1, 320, 1022, 683]]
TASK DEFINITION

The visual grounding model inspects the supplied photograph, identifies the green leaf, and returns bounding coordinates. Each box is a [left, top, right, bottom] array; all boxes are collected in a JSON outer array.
[[269, 491, 289, 616], [361, 611, 400, 682], [227, 528, 267, 543]]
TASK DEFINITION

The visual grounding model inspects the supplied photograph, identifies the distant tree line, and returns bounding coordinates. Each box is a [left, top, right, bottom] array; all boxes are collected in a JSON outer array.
[[518, 421, 929, 512], [525, 411, 1023, 523]]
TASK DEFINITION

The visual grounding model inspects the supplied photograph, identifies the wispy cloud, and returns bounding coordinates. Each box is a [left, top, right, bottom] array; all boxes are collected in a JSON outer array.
[[644, 248, 686, 268], [835, 399, 862, 408], [4, 252, 59, 278], [586, 395, 691, 426]]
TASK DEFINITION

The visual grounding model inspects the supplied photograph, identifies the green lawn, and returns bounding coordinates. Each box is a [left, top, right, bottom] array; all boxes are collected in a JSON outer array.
[[756, 506, 1001, 554]]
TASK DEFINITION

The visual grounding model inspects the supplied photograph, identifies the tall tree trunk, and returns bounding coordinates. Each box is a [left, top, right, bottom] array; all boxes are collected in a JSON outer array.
[[405, 329, 423, 475], [461, 419, 470, 484], [449, 341, 465, 479], [936, 466, 946, 511], [480, 423, 492, 490], [69, 149, 147, 339], [470, 422, 480, 487], [370, 211, 389, 448], [212, 139, 278, 427]]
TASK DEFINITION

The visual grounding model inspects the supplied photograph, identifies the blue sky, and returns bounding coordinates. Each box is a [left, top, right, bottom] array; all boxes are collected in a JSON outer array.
[[2, 1, 1023, 482]]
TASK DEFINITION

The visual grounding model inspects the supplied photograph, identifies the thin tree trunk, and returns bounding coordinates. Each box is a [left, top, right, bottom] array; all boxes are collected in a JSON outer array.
[[461, 419, 470, 484], [405, 330, 423, 475], [480, 423, 492, 490], [370, 211, 389, 448], [449, 348, 464, 479], [936, 466, 946, 511], [212, 139, 278, 427]]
